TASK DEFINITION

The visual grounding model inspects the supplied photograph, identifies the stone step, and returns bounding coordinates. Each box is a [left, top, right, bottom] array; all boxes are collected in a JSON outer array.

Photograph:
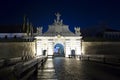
[[37, 75, 57, 79], [37, 79, 58, 80], [38, 69, 55, 73], [37, 72, 56, 76], [37, 70, 57, 80]]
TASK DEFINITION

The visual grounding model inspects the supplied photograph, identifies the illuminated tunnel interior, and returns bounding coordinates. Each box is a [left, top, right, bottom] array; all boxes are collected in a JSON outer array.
[[54, 43, 64, 57]]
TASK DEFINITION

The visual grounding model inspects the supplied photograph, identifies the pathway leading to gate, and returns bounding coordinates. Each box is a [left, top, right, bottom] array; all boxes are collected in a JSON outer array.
[[37, 58, 57, 80], [37, 57, 120, 80]]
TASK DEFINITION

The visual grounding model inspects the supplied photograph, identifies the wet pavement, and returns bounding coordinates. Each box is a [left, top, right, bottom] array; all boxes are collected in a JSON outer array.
[[37, 58, 57, 80], [37, 57, 120, 80]]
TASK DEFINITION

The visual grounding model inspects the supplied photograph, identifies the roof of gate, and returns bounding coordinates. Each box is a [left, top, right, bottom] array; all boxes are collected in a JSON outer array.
[[43, 13, 75, 36]]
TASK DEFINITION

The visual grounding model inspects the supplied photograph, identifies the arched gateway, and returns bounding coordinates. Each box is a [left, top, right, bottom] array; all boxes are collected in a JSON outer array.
[[54, 43, 65, 57], [35, 13, 82, 57]]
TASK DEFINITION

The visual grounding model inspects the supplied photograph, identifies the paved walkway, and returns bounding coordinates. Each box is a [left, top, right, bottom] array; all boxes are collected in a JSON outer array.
[[37, 57, 120, 80], [37, 58, 57, 80]]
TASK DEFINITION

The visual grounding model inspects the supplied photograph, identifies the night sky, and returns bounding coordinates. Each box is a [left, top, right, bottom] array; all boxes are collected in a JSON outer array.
[[0, 0, 120, 32]]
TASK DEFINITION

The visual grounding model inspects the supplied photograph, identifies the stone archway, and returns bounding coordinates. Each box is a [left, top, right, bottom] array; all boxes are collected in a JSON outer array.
[[53, 43, 65, 57]]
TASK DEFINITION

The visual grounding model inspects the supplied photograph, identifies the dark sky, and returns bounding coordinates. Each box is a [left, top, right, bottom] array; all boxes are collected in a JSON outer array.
[[0, 0, 120, 32]]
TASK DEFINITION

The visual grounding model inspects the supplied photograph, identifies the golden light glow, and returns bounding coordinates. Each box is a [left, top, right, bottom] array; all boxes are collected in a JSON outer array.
[[57, 34, 61, 38]]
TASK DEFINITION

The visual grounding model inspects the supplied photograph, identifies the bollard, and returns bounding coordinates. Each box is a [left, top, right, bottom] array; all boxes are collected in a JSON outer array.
[[79, 56, 81, 60], [0, 59, 4, 68], [88, 56, 90, 61], [103, 57, 106, 63]]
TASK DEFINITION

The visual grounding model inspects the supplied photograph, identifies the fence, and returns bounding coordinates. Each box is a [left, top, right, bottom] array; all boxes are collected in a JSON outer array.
[[0, 56, 47, 80], [80, 55, 120, 66]]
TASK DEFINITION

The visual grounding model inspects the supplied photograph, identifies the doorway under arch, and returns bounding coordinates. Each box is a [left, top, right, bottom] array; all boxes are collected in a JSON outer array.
[[71, 49, 76, 57], [54, 43, 65, 57], [43, 50, 47, 56]]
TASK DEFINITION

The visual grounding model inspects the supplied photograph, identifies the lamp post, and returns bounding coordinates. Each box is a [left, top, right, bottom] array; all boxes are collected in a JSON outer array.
[[80, 38, 83, 60], [81, 38, 83, 55]]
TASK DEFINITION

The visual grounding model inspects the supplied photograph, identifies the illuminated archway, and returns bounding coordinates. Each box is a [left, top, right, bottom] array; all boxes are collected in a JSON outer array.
[[54, 43, 65, 57]]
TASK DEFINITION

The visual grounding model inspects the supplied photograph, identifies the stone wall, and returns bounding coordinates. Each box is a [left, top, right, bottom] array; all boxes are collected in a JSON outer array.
[[0, 42, 36, 59], [82, 42, 120, 55], [1, 41, 120, 59]]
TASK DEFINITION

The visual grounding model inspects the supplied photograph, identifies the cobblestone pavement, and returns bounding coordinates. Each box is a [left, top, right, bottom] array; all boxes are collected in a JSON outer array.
[[37, 57, 120, 80]]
